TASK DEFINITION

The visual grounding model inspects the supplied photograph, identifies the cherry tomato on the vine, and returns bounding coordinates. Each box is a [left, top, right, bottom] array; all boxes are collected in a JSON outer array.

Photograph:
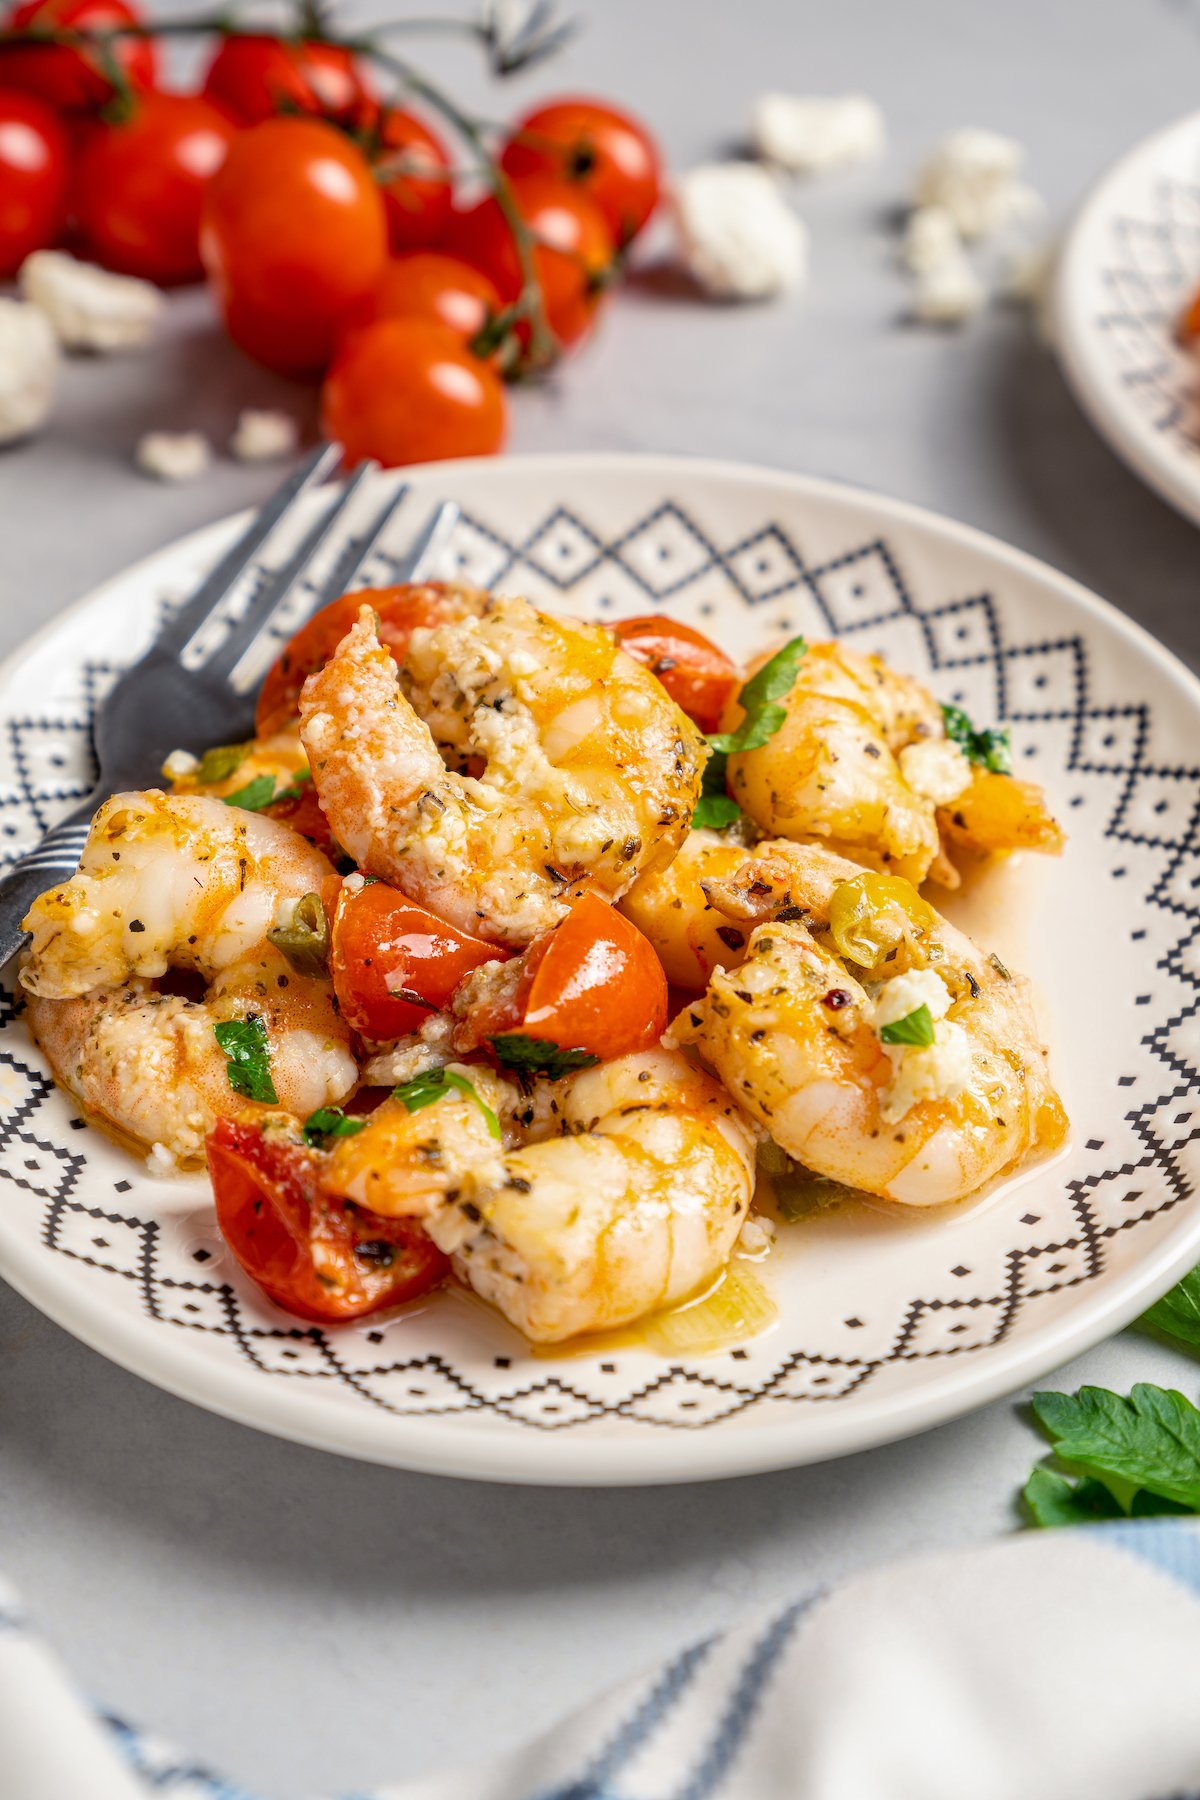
[[610, 615, 739, 735], [344, 253, 501, 350], [0, 87, 68, 276], [328, 878, 503, 1042], [461, 890, 668, 1064], [74, 91, 234, 286], [321, 317, 506, 468], [0, 0, 156, 110], [201, 33, 371, 126], [441, 174, 613, 349], [256, 580, 467, 737], [200, 116, 387, 376], [208, 1117, 448, 1322], [359, 104, 452, 253], [500, 96, 661, 247]]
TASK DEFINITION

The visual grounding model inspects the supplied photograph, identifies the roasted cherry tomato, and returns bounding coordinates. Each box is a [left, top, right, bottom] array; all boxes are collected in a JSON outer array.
[[264, 779, 337, 860], [0, 86, 68, 276], [441, 174, 613, 349], [0, 0, 156, 110], [500, 96, 661, 247], [321, 316, 506, 469], [463, 890, 667, 1063], [201, 118, 387, 376], [201, 33, 370, 126], [361, 104, 452, 252], [1180, 290, 1200, 345], [610, 615, 739, 735], [344, 251, 501, 349], [208, 1117, 448, 1322], [329, 878, 502, 1041], [74, 91, 235, 285], [256, 580, 465, 737]]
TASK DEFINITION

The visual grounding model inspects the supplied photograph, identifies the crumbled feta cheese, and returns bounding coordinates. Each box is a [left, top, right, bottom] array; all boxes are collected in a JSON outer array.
[[912, 252, 985, 325], [871, 967, 952, 1032], [899, 737, 973, 807], [0, 299, 58, 444], [161, 748, 200, 782], [901, 205, 962, 275], [672, 163, 808, 300], [136, 430, 212, 483], [231, 407, 300, 463], [342, 870, 368, 895], [913, 129, 1028, 239], [20, 250, 161, 352], [751, 93, 885, 174], [737, 1213, 777, 1256], [870, 968, 972, 1123], [146, 1141, 180, 1177]]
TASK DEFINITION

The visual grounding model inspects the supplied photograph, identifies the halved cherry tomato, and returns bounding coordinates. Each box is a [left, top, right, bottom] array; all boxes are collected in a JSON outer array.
[[610, 616, 739, 734], [74, 91, 235, 286], [0, 0, 156, 111], [201, 33, 371, 126], [462, 890, 667, 1063], [441, 174, 613, 349], [320, 316, 506, 469], [200, 116, 387, 376], [0, 86, 68, 277], [343, 252, 501, 349], [208, 1117, 448, 1322], [329, 878, 503, 1041], [255, 580, 466, 738], [361, 104, 452, 252], [500, 96, 661, 247]]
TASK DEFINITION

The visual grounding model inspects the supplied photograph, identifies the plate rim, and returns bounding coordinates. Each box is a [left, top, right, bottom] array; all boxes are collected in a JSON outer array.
[[3, 448, 1200, 1486], [1053, 108, 1200, 529]]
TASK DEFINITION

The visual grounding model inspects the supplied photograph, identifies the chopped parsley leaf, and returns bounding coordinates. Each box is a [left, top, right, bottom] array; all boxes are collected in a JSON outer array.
[[302, 1105, 367, 1148], [878, 1003, 935, 1048], [488, 1034, 600, 1081], [213, 1014, 277, 1104], [690, 636, 807, 833], [222, 774, 279, 812], [941, 702, 1012, 775], [394, 1067, 501, 1139]]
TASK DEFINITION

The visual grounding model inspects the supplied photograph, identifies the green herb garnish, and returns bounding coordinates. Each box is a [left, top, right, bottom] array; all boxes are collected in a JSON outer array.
[[222, 774, 279, 812], [691, 636, 807, 834], [941, 702, 1012, 775], [197, 741, 252, 785], [878, 1003, 935, 1047], [488, 1034, 600, 1081], [213, 1014, 278, 1104], [1138, 1263, 1200, 1353], [302, 1105, 367, 1148], [267, 892, 329, 979], [1023, 1383, 1200, 1523], [394, 1067, 501, 1139]]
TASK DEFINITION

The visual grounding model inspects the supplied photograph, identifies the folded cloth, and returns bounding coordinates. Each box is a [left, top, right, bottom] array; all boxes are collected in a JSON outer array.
[[3, 1522, 1200, 1800]]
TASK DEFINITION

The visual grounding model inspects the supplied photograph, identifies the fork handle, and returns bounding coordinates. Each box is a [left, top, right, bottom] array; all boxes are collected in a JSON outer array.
[[0, 793, 100, 972]]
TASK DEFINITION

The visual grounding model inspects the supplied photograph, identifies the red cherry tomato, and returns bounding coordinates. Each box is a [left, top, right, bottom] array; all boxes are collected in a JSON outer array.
[[200, 33, 371, 126], [264, 779, 337, 860], [0, 86, 68, 276], [441, 174, 613, 349], [256, 580, 465, 738], [344, 252, 501, 348], [321, 317, 507, 469], [329, 878, 503, 1041], [462, 890, 667, 1063], [361, 105, 452, 252], [610, 616, 739, 735], [208, 1117, 448, 1322], [200, 117, 387, 376], [73, 91, 234, 286], [0, 0, 156, 110], [500, 96, 661, 247]]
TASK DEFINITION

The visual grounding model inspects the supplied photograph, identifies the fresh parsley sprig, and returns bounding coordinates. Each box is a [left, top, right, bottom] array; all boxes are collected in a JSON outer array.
[[224, 769, 313, 813], [488, 1034, 600, 1081], [1024, 1384, 1200, 1523], [692, 636, 807, 833], [213, 1015, 278, 1105], [394, 1068, 501, 1140], [878, 1004, 936, 1048], [1138, 1263, 1200, 1352], [302, 1106, 367, 1148], [941, 702, 1012, 775]]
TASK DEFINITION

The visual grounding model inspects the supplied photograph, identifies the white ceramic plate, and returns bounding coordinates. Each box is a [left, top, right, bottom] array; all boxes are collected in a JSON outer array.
[[1055, 110, 1200, 526], [2, 453, 1199, 1487]]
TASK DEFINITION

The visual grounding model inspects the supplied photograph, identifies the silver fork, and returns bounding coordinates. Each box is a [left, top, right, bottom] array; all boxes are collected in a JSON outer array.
[[0, 445, 460, 967]]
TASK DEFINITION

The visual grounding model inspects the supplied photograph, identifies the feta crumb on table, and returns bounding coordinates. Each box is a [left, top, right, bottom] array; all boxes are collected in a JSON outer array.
[[231, 408, 300, 463], [19, 250, 161, 352], [901, 205, 962, 275], [751, 93, 885, 174], [672, 163, 808, 300], [911, 252, 985, 325], [912, 129, 1029, 239], [0, 299, 59, 444], [135, 430, 213, 483]]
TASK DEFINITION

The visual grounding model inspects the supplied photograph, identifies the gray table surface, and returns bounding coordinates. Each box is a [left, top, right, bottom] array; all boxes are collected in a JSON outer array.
[[4, 1, 1200, 1794]]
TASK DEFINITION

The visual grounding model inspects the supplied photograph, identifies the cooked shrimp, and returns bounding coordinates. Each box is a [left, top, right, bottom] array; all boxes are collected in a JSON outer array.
[[618, 827, 759, 989], [323, 1048, 757, 1342], [20, 791, 356, 1162], [671, 841, 1066, 1206], [299, 597, 707, 947]]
